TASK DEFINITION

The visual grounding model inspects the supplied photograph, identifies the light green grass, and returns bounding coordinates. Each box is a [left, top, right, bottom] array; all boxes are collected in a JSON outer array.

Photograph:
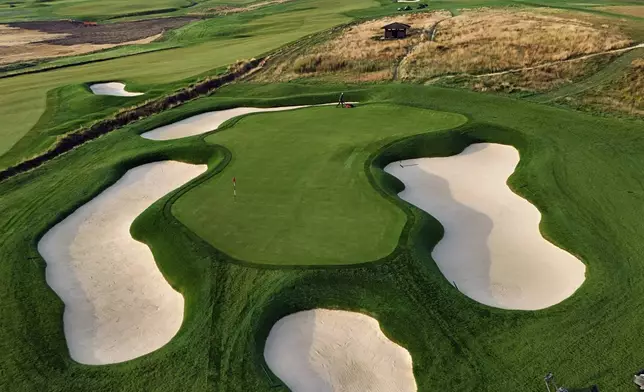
[[174, 104, 466, 265], [0, 0, 378, 169], [0, 0, 255, 21]]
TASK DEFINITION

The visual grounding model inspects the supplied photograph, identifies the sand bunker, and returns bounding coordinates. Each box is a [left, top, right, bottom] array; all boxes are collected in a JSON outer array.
[[264, 309, 416, 392], [38, 161, 207, 365], [141, 105, 314, 140], [385, 143, 585, 310], [89, 82, 144, 97]]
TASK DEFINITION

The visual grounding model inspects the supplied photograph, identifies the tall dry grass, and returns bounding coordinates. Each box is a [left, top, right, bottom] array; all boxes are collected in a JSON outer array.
[[580, 58, 644, 116], [400, 9, 632, 80], [440, 54, 615, 93], [265, 11, 451, 81]]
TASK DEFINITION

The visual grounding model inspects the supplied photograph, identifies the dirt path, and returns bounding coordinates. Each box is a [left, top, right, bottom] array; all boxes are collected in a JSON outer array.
[[427, 42, 644, 83]]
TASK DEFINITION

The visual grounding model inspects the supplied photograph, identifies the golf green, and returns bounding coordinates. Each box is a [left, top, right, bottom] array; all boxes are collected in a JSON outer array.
[[173, 104, 466, 265]]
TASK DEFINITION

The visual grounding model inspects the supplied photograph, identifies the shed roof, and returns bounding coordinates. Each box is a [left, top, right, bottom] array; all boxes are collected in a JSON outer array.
[[382, 22, 411, 29]]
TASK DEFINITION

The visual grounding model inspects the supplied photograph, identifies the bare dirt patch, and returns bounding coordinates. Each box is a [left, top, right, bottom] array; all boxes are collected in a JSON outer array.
[[8, 17, 196, 45], [0, 33, 161, 65], [598, 6, 644, 18], [0, 17, 194, 65], [0, 24, 68, 46]]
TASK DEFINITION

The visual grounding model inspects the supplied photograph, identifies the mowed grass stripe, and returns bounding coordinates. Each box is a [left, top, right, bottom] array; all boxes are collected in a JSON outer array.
[[173, 104, 466, 265], [0, 0, 378, 168]]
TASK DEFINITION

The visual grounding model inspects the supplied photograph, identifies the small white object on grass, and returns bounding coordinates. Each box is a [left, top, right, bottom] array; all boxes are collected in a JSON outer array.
[[635, 374, 644, 390]]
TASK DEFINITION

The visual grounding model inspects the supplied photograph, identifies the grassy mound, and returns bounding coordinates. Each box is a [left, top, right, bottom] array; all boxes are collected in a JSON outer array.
[[174, 104, 465, 265]]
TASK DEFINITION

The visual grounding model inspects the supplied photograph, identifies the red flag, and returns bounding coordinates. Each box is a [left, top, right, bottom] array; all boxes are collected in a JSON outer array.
[[233, 177, 236, 184]]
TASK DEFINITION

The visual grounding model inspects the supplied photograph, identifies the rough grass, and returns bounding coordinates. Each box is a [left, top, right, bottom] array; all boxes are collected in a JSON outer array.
[[400, 8, 632, 80], [563, 56, 644, 117], [0, 33, 161, 65], [436, 53, 617, 95], [173, 104, 466, 265], [258, 7, 635, 89], [0, 0, 378, 169], [3, 83, 644, 391], [261, 11, 450, 81]]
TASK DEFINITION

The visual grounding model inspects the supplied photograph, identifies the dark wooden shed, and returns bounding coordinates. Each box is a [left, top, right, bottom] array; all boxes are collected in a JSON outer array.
[[382, 22, 411, 39]]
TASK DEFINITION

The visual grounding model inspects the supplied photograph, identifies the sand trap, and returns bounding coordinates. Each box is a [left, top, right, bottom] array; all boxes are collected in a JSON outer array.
[[38, 161, 207, 365], [264, 309, 416, 392], [141, 103, 357, 140], [89, 82, 144, 97], [385, 143, 585, 310]]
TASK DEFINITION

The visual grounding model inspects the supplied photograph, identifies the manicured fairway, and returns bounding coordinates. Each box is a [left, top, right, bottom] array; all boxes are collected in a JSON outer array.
[[173, 104, 466, 265], [0, 0, 378, 168]]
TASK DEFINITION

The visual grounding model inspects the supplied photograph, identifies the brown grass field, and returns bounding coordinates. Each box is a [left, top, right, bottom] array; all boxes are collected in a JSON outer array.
[[400, 8, 632, 80], [0, 25, 68, 46], [260, 11, 451, 81], [258, 7, 633, 89]]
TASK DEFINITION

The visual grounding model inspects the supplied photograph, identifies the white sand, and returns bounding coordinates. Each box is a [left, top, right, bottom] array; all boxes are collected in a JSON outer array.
[[264, 309, 417, 392], [385, 143, 585, 310], [141, 103, 357, 141], [89, 82, 144, 97], [38, 161, 207, 365]]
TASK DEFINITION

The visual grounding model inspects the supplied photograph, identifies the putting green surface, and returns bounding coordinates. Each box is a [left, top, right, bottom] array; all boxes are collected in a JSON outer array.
[[173, 104, 466, 265]]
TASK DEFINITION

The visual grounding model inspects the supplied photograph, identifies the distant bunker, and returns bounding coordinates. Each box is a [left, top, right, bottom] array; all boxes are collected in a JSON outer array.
[[382, 22, 411, 39]]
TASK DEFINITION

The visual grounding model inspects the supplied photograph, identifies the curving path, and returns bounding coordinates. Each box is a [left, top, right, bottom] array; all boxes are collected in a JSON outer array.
[[38, 161, 206, 365], [385, 143, 585, 310], [265, 309, 416, 392], [89, 82, 144, 97]]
